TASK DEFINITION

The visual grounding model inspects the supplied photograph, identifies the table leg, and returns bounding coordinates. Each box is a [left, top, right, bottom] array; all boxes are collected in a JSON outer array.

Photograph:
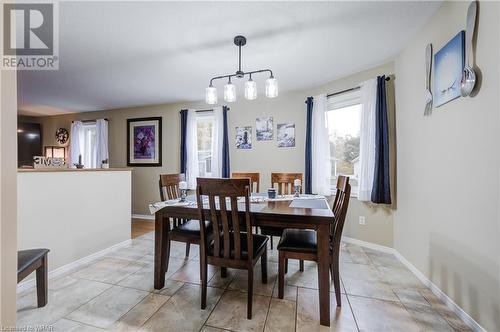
[[317, 223, 330, 326], [154, 210, 168, 289]]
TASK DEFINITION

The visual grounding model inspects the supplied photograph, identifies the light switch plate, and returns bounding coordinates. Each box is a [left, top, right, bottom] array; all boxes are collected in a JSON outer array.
[[359, 216, 366, 225]]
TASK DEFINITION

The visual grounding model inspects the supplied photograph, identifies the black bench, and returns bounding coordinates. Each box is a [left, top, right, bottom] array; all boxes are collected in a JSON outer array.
[[18, 249, 49, 307]]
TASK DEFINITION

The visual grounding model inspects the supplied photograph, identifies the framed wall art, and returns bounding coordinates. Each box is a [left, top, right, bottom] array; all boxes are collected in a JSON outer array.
[[127, 117, 162, 166], [434, 31, 465, 107]]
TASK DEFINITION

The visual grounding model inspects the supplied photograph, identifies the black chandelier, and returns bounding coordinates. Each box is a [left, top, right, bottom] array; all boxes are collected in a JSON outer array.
[[205, 35, 278, 104]]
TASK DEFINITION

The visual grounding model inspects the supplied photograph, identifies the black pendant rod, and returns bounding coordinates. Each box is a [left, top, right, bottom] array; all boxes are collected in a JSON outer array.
[[209, 35, 274, 86]]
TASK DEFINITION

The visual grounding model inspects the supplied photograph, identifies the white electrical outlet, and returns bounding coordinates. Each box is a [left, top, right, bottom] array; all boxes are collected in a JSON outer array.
[[359, 216, 366, 225]]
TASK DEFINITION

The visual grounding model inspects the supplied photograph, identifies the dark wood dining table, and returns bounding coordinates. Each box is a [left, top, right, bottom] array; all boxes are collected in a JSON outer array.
[[153, 195, 335, 326]]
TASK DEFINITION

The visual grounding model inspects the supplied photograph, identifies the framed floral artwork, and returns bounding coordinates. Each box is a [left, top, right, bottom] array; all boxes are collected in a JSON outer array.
[[127, 117, 162, 166]]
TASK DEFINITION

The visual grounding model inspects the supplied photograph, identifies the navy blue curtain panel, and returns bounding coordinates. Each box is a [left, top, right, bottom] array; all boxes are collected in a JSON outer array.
[[371, 76, 391, 204], [304, 97, 314, 194], [180, 109, 188, 174], [222, 106, 230, 178]]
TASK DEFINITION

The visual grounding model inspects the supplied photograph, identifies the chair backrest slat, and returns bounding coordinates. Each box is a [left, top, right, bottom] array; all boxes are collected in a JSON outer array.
[[159, 174, 185, 201], [197, 178, 252, 262], [230, 197, 241, 260], [208, 195, 220, 257], [271, 173, 303, 195], [232, 172, 260, 193], [330, 176, 351, 251]]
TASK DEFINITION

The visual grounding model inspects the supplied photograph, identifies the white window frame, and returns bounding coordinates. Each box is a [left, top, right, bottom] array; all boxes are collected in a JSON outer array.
[[327, 90, 362, 197], [196, 113, 215, 178], [82, 122, 97, 168]]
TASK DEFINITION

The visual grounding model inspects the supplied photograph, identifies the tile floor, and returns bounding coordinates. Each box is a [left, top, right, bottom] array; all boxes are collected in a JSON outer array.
[[17, 232, 471, 331]]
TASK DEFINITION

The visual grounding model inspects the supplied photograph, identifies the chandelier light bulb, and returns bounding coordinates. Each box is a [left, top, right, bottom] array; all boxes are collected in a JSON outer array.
[[244, 78, 257, 100], [224, 79, 236, 102], [205, 85, 217, 105], [265, 76, 278, 98]]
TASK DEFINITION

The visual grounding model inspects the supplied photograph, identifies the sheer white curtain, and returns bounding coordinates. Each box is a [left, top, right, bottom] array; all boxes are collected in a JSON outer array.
[[69, 121, 84, 167], [311, 94, 332, 195], [95, 119, 109, 167], [210, 107, 223, 178], [358, 78, 377, 201], [186, 109, 200, 189]]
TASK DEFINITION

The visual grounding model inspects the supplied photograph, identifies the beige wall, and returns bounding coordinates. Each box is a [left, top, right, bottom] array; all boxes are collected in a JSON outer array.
[[394, 1, 500, 330], [18, 171, 131, 273], [37, 62, 395, 247], [1, 60, 18, 327]]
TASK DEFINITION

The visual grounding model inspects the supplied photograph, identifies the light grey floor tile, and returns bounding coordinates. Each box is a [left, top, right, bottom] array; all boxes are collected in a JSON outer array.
[[52, 318, 107, 332], [341, 262, 398, 302], [109, 293, 170, 332], [362, 248, 405, 269], [140, 283, 223, 332], [404, 302, 455, 332], [169, 260, 218, 284], [285, 263, 321, 290], [17, 276, 112, 327], [201, 326, 226, 332], [105, 245, 151, 262], [272, 283, 298, 302], [349, 295, 420, 332], [296, 287, 357, 332], [264, 298, 296, 332], [342, 243, 372, 265], [66, 285, 148, 329], [72, 257, 146, 284], [394, 289, 430, 307], [208, 268, 237, 289], [375, 265, 425, 290], [206, 290, 271, 332], [228, 262, 277, 296], [117, 262, 184, 295], [419, 289, 473, 331]]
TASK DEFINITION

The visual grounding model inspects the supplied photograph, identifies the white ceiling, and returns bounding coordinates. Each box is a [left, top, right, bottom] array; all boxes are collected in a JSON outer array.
[[18, 1, 442, 116]]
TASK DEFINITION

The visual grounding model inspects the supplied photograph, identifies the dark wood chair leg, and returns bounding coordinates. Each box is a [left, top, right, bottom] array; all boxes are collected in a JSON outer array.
[[270, 236, 273, 249], [221, 267, 227, 278], [165, 238, 171, 273], [299, 259, 304, 272], [261, 250, 267, 284], [284, 258, 288, 274], [333, 253, 341, 307], [185, 243, 190, 258], [247, 266, 253, 319], [200, 256, 207, 310], [36, 255, 48, 307], [278, 251, 285, 299]]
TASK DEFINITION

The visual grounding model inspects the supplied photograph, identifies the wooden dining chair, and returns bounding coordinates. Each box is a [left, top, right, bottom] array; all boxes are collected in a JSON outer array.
[[197, 178, 268, 319], [231, 172, 260, 193], [260, 172, 304, 249], [159, 173, 206, 258], [276, 176, 351, 306]]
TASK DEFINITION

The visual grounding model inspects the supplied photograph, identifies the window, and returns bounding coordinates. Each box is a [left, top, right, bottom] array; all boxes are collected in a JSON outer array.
[[327, 90, 361, 193], [196, 114, 214, 177], [82, 123, 97, 168]]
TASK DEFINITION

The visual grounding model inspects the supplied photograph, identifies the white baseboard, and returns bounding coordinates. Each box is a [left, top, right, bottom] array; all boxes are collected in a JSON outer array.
[[17, 239, 132, 293], [342, 236, 395, 254], [342, 236, 485, 332], [132, 214, 155, 221]]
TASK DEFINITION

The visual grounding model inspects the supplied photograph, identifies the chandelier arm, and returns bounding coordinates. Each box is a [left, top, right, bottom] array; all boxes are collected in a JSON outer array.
[[209, 69, 274, 86]]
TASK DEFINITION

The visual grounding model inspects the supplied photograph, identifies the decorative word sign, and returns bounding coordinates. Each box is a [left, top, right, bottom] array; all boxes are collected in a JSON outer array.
[[33, 156, 68, 169]]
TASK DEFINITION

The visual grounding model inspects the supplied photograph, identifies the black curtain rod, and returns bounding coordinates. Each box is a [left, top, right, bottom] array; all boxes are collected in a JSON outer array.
[[326, 76, 391, 99], [72, 118, 108, 123], [179, 107, 230, 114]]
